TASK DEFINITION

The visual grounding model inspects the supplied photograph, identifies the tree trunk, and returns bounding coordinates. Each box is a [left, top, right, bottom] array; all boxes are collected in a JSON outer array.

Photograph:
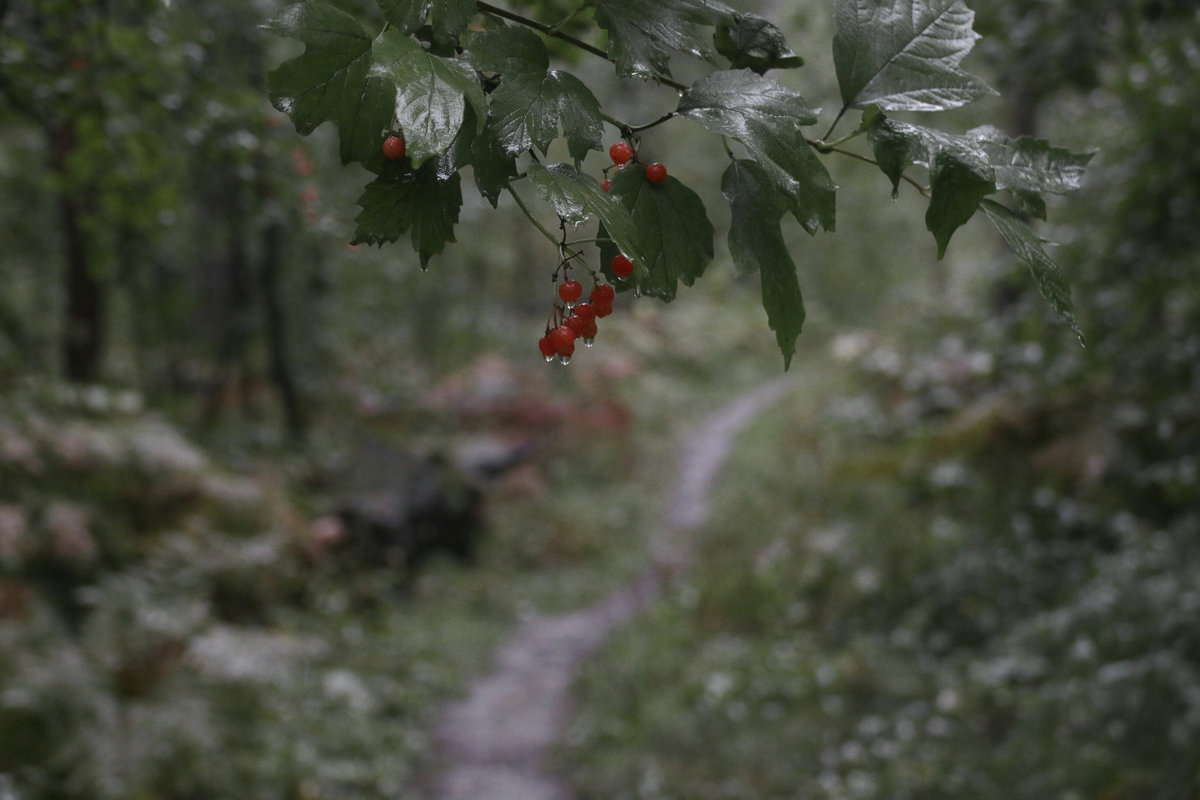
[[259, 217, 307, 443], [53, 125, 104, 383]]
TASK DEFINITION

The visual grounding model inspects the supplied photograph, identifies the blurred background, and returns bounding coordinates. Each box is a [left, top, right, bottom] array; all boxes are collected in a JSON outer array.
[[1, 0, 1198, 797]]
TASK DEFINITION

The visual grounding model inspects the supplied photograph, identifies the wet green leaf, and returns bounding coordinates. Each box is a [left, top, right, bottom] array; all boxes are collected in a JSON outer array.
[[714, 14, 804, 74], [833, 0, 996, 111], [678, 70, 835, 233], [590, 0, 734, 79], [370, 30, 486, 167], [526, 161, 647, 274], [981, 199, 1082, 342], [722, 160, 805, 368], [265, 2, 394, 164], [352, 165, 462, 268], [603, 165, 715, 301]]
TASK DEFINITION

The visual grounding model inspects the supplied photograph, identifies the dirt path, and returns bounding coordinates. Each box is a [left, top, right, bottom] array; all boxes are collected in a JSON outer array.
[[432, 377, 796, 800]]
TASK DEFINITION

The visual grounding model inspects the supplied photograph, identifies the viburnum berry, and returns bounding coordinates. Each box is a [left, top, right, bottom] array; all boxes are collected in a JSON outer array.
[[550, 324, 577, 355], [593, 301, 613, 318], [382, 135, 406, 160], [611, 253, 634, 279], [538, 335, 557, 361], [601, 179, 610, 192], [571, 302, 596, 323], [580, 319, 599, 345], [609, 141, 634, 166], [558, 279, 583, 306], [565, 314, 590, 336], [645, 162, 667, 185], [590, 283, 615, 305]]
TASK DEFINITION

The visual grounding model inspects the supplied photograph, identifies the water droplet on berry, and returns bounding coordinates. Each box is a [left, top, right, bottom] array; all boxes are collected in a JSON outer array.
[[633, 285, 643, 297], [544, 354, 555, 362], [558, 354, 572, 365], [564, 300, 576, 310], [583, 337, 595, 347]]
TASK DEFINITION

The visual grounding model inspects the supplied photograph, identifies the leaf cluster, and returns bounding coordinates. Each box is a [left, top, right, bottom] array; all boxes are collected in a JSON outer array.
[[265, 0, 1092, 365]]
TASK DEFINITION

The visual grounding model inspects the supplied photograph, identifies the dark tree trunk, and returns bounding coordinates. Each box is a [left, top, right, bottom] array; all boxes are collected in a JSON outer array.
[[53, 125, 105, 383], [259, 217, 307, 443]]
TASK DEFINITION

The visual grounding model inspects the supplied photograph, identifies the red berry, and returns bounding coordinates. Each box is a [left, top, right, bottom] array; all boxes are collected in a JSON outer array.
[[538, 335, 556, 360], [609, 141, 634, 165], [593, 301, 613, 318], [645, 162, 667, 184], [558, 279, 583, 304], [611, 253, 634, 279], [590, 283, 615, 305], [565, 314, 589, 336], [549, 324, 577, 356], [572, 302, 596, 323], [382, 135, 406, 160], [601, 179, 611, 192], [581, 319, 599, 340]]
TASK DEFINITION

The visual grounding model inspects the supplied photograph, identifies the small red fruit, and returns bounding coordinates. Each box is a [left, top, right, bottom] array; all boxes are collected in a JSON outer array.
[[609, 141, 634, 165], [593, 301, 613, 318], [572, 302, 597, 323], [550, 324, 577, 356], [601, 179, 611, 192], [382, 135, 406, 160], [590, 283, 615, 305], [538, 335, 557, 361], [581, 319, 599, 341], [611, 253, 634, 279], [645, 162, 667, 184], [558, 279, 583, 305], [565, 314, 589, 336]]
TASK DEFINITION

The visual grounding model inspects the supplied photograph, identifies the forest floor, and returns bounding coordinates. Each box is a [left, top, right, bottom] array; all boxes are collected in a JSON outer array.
[[430, 377, 798, 800]]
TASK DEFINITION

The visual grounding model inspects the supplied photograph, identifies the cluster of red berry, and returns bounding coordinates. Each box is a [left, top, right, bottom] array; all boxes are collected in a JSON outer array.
[[380, 133, 652, 366], [536, 140, 669, 365], [538, 280, 618, 364], [601, 140, 666, 192]]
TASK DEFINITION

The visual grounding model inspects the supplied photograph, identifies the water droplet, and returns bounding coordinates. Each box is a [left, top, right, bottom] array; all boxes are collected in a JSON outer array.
[[583, 337, 595, 347], [633, 285, 643, 297], [558, 354, 572, 365], [564, 300, 576, 310], [544, 354, 555, 363]]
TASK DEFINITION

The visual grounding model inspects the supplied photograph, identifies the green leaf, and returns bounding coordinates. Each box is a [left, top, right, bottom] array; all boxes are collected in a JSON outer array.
[[967, 126, 1094, 195], [925, 148, 994, 258], [469, 28, 602, 162], [525, 161, 646, 273], [678, 70, 835, 233], [467, 26, 549, 77], [265, 2, 394, 165], [714, 13, 804, 74], [604, 165, 715, 300], [352, 165, 463, 268], [370, 30, 486, 167], [833, 0, 996, 111], [590, 0, 734, 79], [722, 160, 805, 368], [379, 0, 475, 43], [865, 112, 997, 221], [980, 199, 1082, 342], [471, 120, 519, 208]]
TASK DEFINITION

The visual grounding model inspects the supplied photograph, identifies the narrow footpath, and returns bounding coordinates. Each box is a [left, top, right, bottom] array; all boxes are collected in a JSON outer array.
[[432, 377, 796, 800]]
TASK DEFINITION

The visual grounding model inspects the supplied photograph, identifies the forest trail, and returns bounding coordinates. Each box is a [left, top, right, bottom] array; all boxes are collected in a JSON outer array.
[[431, 377, 797, 800]]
